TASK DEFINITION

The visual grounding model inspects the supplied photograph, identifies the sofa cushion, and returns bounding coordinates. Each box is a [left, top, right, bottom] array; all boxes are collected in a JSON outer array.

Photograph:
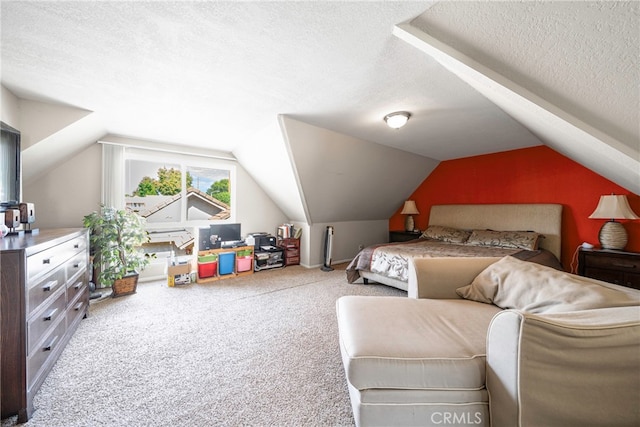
[[336, 296, 501, 391], [457, 256, 640, 313]]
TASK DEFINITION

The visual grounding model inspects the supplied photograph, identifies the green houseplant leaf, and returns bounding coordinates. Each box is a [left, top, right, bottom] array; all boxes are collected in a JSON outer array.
[[83, 206, 150, 287]]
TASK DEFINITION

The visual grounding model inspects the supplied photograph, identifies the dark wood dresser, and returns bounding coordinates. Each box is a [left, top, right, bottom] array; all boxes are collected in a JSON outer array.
[[1, 228, 90, 422], [578, 248, 640, 290]]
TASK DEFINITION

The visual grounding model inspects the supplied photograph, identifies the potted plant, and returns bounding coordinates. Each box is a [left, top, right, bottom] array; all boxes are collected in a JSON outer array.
[[83, 206, 150, 297]]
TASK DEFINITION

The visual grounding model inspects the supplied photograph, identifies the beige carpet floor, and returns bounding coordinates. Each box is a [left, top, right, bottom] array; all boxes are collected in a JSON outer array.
[[2, 264, 404, 427]]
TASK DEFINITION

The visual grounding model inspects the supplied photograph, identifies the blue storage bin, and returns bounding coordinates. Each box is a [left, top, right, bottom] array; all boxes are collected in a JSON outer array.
[[219, 252, 236, 275]]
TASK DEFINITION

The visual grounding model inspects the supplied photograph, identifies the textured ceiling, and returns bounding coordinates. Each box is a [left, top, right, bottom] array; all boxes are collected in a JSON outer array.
[[1, 1, 637, 192], [1, 0, 542, 161], [412, 0, 639, 152]]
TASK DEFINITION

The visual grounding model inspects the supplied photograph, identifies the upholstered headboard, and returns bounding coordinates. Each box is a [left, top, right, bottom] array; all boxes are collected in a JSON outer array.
[[428, 204, 563, 260]]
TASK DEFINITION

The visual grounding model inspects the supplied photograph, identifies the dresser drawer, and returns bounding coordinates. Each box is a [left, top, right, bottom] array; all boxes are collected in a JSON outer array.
[[621, 273, 640, 290], [27, 316, 66, 390], [583, 253, 639, 273], [27, 289, 66, 354], [27, 265, 66, 316], [66, 291, 88, 331], [584, 268, 624, 286], [66, 252, 88, 282], [67, 274, 87, 303], [27, 235, 87, 281], [285, 256, 300, 265], [286, 248, 300, 257]]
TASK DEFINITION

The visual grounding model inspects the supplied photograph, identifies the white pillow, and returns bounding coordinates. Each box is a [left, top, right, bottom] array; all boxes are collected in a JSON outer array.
[[456, 256, 640, 313]]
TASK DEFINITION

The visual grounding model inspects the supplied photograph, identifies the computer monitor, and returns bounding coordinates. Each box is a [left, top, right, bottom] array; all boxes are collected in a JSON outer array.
[[210, 223, 241, 244]]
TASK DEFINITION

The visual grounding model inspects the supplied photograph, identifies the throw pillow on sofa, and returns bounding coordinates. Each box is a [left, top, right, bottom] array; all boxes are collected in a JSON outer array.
[[456, 256, 640, 313]]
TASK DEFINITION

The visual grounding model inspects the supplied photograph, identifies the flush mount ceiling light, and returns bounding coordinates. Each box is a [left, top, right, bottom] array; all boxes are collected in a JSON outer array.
[[384, 111, 411, 129]]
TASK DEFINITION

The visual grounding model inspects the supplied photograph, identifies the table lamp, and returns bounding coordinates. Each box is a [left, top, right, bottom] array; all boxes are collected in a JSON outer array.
[[401, 200, 419, 232], [588, 194, 639, 250]]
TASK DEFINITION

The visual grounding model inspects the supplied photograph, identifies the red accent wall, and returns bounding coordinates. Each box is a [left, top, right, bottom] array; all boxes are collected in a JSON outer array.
[[389, 145, 640, 269]]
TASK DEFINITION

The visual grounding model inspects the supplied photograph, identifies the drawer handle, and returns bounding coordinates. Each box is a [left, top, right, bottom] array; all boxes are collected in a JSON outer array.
[[44, 308, 58, 321], [43, 257, 53, 264], [43, 336, 58, 352], [74, 302, 84, 311], [74, 281, 82, 290], [74, 243, 79, 249], [612, 263, 636, 269], [42, 280, 57, 292]]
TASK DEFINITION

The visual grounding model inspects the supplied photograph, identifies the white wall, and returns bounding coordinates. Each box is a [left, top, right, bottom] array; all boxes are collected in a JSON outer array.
[[306, 220, 388, 268], [1, 85, 20, 128], [23, 143, 102, 229], [235, 161, 289, 237], [277, 116, 436, 269], [2, 88, 289, 239], [21, 141, 288, 237]]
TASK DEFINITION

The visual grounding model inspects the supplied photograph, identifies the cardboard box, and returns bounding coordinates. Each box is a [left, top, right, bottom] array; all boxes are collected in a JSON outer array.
[[167, 263, 191, 287]]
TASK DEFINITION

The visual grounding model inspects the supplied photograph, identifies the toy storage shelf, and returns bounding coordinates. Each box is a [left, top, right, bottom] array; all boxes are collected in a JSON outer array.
[[197, 245, 254, 283]]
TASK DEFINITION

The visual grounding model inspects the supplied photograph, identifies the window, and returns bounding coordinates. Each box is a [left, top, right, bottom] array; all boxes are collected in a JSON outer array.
[[123, 148, 236, 228]]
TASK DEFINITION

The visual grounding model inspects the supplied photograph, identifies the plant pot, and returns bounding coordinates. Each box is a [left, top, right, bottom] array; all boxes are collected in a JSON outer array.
[[111, 272, 139, 298]]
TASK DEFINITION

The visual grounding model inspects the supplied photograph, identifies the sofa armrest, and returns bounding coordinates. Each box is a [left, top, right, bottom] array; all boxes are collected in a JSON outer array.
[[487, 307, 640, 427], [407, 257, 502, 299]]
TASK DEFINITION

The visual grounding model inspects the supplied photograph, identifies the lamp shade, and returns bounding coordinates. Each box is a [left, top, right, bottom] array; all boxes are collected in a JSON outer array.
[[588, 195, 639, 220], [401, 200, 419, 215]]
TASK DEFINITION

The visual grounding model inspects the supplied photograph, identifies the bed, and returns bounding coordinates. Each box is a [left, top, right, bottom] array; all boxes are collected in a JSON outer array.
[[346, 203, 564, 291]]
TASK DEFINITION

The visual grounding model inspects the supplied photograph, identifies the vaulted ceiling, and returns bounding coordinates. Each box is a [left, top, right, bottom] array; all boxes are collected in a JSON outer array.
[[1, 1, 638, 224]]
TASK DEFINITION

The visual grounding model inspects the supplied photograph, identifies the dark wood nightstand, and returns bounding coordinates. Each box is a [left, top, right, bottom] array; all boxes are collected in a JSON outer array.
[[578, 248, 640, 290], [389, 230, 422, 243]]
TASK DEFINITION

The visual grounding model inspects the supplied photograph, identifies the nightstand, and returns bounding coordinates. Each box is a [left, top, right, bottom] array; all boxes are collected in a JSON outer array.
[[389, 230, 422, 243], [578, 248, 640, 290]]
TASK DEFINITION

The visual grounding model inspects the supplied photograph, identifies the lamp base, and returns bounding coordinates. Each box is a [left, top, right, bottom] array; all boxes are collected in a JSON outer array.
[[598, 220, 628, 250], [405, 215, 415, 232]]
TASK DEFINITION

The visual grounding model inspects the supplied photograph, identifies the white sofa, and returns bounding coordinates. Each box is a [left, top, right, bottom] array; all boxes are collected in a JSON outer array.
[[336, 256, 640, 427]]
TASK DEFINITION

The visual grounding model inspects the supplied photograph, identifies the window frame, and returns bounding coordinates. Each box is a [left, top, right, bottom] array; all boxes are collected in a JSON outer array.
[[124, 147, 237, 231]]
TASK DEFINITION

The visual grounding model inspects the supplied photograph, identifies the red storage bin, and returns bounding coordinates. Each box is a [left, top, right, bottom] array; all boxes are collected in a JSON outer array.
[[198, 261, 217, 278]]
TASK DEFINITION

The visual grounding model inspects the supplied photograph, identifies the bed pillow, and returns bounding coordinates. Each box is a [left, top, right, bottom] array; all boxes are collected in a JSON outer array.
[[466, 229, 543, 251], [456, 256, 640, 313], [420, 225, 471, 243]]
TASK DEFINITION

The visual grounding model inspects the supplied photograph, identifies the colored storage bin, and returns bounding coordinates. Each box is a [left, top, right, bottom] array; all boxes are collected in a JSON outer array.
[[236, 256, 253, 272], [198, 254, 218, 263], [219, 252, 236, 275], [198, 254, 218, 279], [198, 261, 217, 278]]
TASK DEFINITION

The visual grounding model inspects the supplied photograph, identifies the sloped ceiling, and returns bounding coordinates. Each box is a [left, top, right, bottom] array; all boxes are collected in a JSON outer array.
[[1, 1, 637, 225], [404, 1, 639, 193]]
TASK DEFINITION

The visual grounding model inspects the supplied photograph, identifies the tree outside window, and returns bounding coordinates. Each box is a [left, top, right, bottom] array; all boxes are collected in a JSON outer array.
[[125, 159, 232, 224]]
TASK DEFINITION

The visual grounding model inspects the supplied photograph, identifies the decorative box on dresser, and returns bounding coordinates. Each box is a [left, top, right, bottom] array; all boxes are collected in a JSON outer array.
[[578, 248, 640, 290], [278, 238, 300, 266], [1, 228, 90, 422]]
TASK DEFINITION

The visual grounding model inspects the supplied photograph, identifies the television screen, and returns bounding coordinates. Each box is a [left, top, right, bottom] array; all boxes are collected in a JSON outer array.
[[210, 223, 241, 243], [0, 122, 21, 208]]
